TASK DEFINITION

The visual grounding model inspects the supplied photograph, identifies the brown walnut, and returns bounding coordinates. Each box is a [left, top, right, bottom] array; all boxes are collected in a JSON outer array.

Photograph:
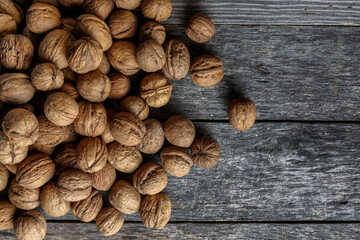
[[107, 40, 139, 76], [0, 201, 17, 230], [35, 114, 69, 147], [28, 142, 55, 156], [140, 73, 172, 108], [140, 193, 171, 230], [164, 115, 195, 148], [81, 0, 114, 20], [76, 137, 108, 173], [60, 17, 75, 34], [139, 21, 166, 45], [108, 10, 137, 39], [26, 3, 61, 34], [61, 66, 77, 82], [162, 39, 190, 80], [58, 0, 84, 8], [114, 0, 141, 10], [44, 92, 79, 126], [0, 14, 17, 40], [190, 55, 224, 87], [97, 53, 110, 74], [0, 131, 27, 165], [191, 136, 221, 168], [5, 163, 18, 174], [228, 98, 257, 132], [137, 119, 164, 154], [0, 163, 9, 191], [186, 14, 215, 43], [119, 96, 149, 120], [9, 179, 40, 210], [133, 162, 168, 195], [107, 141, 142, 173], [56, 169, 92, 202], [0, 73, 35, 105], [14, 210, 47, 240], [109, 180, 141, 214], [96, 207, 124, 236], [71, 189, 103, 222], [161, 146, 193, 177], [101, 109, 115, 144], [141, 0, 172, 23], [89, 162, 116, 191], [53, 144, 80, 174], [136, 40, 166, 72], [76, 70, 111, 102], [0, 0, 23, 25], [108, 73, 130, 100], [21, 26, 41, 51], [31, 63, 64, 91], [32, 0, 60, 8], [58, 82, 79, 99], [40, 182, 70, 217]]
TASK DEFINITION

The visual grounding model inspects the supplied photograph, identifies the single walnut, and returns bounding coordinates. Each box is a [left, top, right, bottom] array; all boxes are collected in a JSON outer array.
[[186, 14, 215, 43], [40, 182, 70, 217], [89, 162, 116, 191], [141, 0, 172, 23], [191, 136, 221, 168], [96, 207, 124, 236], [228, 98, 257, 132], [75, 14, 112, 51], [2, 108, 39, 146], [58, 0, 84, 8], [53, 144, 80, 174], [76, 137, 108, 173], [108, 73, 130, 100], [5, 163, 18, 174], [0, 34, 34, 71], [137, 119, 164, 154], [164, 115, 195, 148], [101, 109, 115, 144], [0, 73, 35, 105], [61, 66, 77, 82], [0, 0, 23, 25], [107, 141, 142, 173], [140, 193, 171, 230], [44, 92, 79, 126], [110, 112, 146, 146], [133, 162, 167, 195], [31, 63, 64, 91], [139, 21, 166, 45], [67, 37, 103, 74], [9, 179, 40, 210], [0, 201, 17, 230], [97, 53, 110, 75], [161, 146, 193, 177], [119, 96, 149, 120], [114, 0, 141, 10], [162, 39, 190, 80], [56, 169, 92, 202], [81, 0, 114, 20], [32, 0, 60, 8], [0, 14, 17, 40], [109, 10, 137, 39], [107, 40, 139, 76], [35, 114, 69, 147], [190, 55, 224, 87], [136, 40, 166, 72], [0, 163, 9, 191], [38, 29, 75, 69], [140, 73, 172, 108], [62, 123, 79, 143], [14, 210, 47, 240], [28, 142, 55, 156], [60, 17, 75, 34], [0, 131, 28, 165], [109, 180, 141, 214], [71, 189, 102, 222], [58, 82, 79, 99], [26, 3, 61, 34], [77, 70, 111, 102]]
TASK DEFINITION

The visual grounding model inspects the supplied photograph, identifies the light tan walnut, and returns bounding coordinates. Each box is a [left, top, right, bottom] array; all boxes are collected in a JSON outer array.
[[109, 180, 141, 214]]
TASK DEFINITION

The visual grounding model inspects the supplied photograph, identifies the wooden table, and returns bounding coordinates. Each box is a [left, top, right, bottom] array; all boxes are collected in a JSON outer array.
[[2, 1, 360, 239]]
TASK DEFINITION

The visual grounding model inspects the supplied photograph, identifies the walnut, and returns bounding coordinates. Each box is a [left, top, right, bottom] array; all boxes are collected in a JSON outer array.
[[136, 40, 166, 72], [40, 182, 70, 217], [164, 115, 195, 148], [58, 0, 84, 8], [26, 3, 61, 34], [139, 21, 166, 45], [108, 73, 130, 100], [108, 10, 137, 39], [114, 0, 141, 10], [28, 142, 55, 156], [133, 162, 168, 195], [109, 180, 141, 214], [71, 189, 103, 222], [119, 96, 149, 120], [0, 131, 28, 165], [35, 114, 69, 147], [0, 163, 9, 191], [76, 70, 111, 102], [21, 26, 41, 50], [56, 169, 92, 202], [58, 82, 79, 99], [186, 14, 215, 43], [228, 98, 257, 132], [74, 102, 107, 137], [101, 109, 115, 144], [190, 55, 224, 87], [76, 137, 108, 173], [61, 66, 77, 82], [89, 162, 116, 191], [161, 146, 192, 177], [140, 73, 172, 108], [16, 103, 36, 113], [0, 73, 35, 105], [9, 179, 40, 210], [110, 112, 146, 146], [53, 144, 80, 174], [97, 53, 110, 75], [140, 193, 171, 230], [0, 14, 17, 40], [162, 39, 190, 80], [137, 119, 164, 154], [107, 141, 142, 173], [141, 0, 172, 23], [0, 34, 34, 71], [14, 210, 47, 240], [44, 92, 79, 126], [5, 163, 18, 174], [62, 123, 79, 143], [60, 17, 75, 34], [107, 40, 139, 76], [96, 207, 124, 236], [0, 0, 23, 25], [81, 0, 114, 20], [0, 201, 17, 230], [32, 0, 60, 8], [191, 136, 221, 168], [31, 63, 64, 91]]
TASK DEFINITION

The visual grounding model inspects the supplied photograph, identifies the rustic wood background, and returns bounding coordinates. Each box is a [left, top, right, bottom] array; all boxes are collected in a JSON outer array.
[[2, 0, 360, 239]]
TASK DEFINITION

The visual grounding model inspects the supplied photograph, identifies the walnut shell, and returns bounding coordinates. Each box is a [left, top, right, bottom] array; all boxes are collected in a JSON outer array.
[[44, 92, 79, 126], [119, 96, 149, 120], [2, 108, 39, 146], [60, 17, 75, 34], [56, 169, 92, 202], [0, 163, 9, 191], [191, 136, 221, 168], [0, 0, 23, 25], [97, 53, 110, 75], [61, 66, 77, 82], [0, 14, 17, 40], [9, 179, 40, 210], [32, 0, 60, 8], [101, 109, 115, 144], [0, 34, 34, 71], [137, 119, 164, 154], [107, 40, 139, 76], [89, 162, 116, 191], [0, 73, 35, 105], [62, 123, 79, 143], [136, 40, 166, 72], [109, 10, 137, 39], [53, 144, 80, 174], [0, 131, 28, 165], [73, 101, 107, 137], [164, 115, 195, 148], [140, 73, 172, 108], [76, 70, 111, 102], [108, 73, 130, 100], [81, 0, 114, 20], [110, 112, 146, 146], [31, 63, 64, 91], [35, 114, 68, 147], [58, 0, 84, 8], [109, 180, 141, 214], [133, 162, 167, 195], [58, 82, 79, 99], [161, 146, 193, 177], [141, 0, 172, 23], [140, 193, 171, 230], [0, 201, 17, 230], [28, 142, 55, 156], [14, 210, 47, 240], [40, 182, 70, 217], [139, 21, 165, 45], [228, 98, 257, 132], [190, 55, 224, 87], [107, 141, 142, 173], [96, 207, 124, 236], [71, 189, 102, 222], [76, 137, 108, 173], [114, 0, 141, 10], [186, 13, 215, 43], [162, 39, 190, 80], [5, 163, 18, 174], [21, 26, 41, 51], [26, 3, 61, 34]]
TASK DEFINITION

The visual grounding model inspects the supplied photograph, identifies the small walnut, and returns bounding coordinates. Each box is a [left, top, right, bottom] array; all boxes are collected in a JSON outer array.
[[0, 163, 9, 191], [0, 0, 23, 25], [58, 0, 84, 8], [44, 92, 79, 126], [76, 70, 111, 102], [101, 109, 116, 144], [0, 14, 17, 40], [136, 40, 166, 72], [114, 0, 141, 10], [35, 114, 69, 147], [190, 55, 224, 87], [140, 73, 172, 108], [186, 14, 215, 43], [107, 40, 139, 76], [162, 39, 190, 80], [109, 180, 141, 214], [81, 0, 114, 20], [108, 73, 130, 100], [96, 207, 124, 236], [109, 10, 137, 39], [161, 146, 193, 177], [32, 0, 60, 8], [5, 163, 18, 174], [53, 144, 80, 174], [191, 136, 221, 168], [31, 63, 64, 91], [228, 98, 257, 131], [28, 142, 55, 156], [139, 21, 166, 45], [110, 112, 146, 146], [137, 119, 164, 154], [89, 162, 116, 191], [133, 162, 168, 195], [141, 0, 172, 23], [0, 73, 35, 105], [60, 17, 75, 34], [97, 53, 110, 75], [40, 182, 70, 217], [58, 82, 79, 99], [0, 34, 34, 71], [9, 179, 40, 210], [119, 96, 149, 120], [140, 193, 171, 230], [56, 169, 92, 202], [61, 66, 77, 82], [73, 101, 107, 137], [14, 210, 47, 240], [0, 131, 28, 165], [107, 141, 142, 173], [76, 137, 108, 173], [164, 115, 195, 148], [71, 189, 103, 222], [26, 3, 61, 34], [2, 108, 39, 146], [0, 201, 17, 230]]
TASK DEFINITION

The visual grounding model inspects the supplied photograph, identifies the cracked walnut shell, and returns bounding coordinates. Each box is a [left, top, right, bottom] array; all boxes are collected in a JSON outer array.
[[31, 63, 64, 91], [9, 179, 40, 210], [71, 189, 103, 222], [141, 0, 172, 23], [56, 169, 92, 202], [119, 96, 149, 120], [139, 21, 166, 45], [0, 201, 17, 230], [44, 92, 79, 126], [186, 14, 215, 43], [133, 162, 168, 195], [109, 180, 141, 214], [89, 162, 116, 191], [14, 210, 47, 240], [26, 3, 61, 34], [164, 115, 195, 148], [107, 40, 139, 76], [96, 207, 124, 236], [161, 146, 193, 177], [0, 130, 28, 165], [136, 40, 166, 73], [140, 73, 172, 108], [76, 70, 111, 102], [162, 39, 190, 80], [40, 182, 70, 217], [190, 55, 224, 87], [76, 137, 108, 173], [228, 98, 257, 132], [0, 73, 35, 105], [140, 193, 171, 230], [107, 141, 142, 173], [137, 119, 164, 154], [191, 136, 221, 169]]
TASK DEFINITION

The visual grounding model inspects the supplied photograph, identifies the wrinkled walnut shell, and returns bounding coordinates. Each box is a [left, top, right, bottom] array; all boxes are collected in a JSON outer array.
[[61, 66, 77, 82], [107, 141, 142, 173], [76, 70, 111, 102], [71, 189, 103, 222], [140, 73, 172, 108], [141, 0, 172, 23], [162, 39, 190, 80], [0, 73, 35, 105], [139, 21, 166, 45], [60, 17, 75, 34], [140, 193, 171, 230], [137, 119, 164, 154], [40, 182, 70, 217], [107, 40, 139, 76], [164, 115, 195, 148], [14, 210, 47, 240], [32, 0, 60, 8], [0, 0, 23, 25], [58, 0, 84, 8], [89, 162, 116, 191], [0, 14, 17, 40], [0, 130, 28, 165], [133, 162, 168, 195], [190, 55, 224, 87], [26, 3, 61, 34], [114, 0, 141, 10], [56, 169, 92, 202], [58, 82, 79, 99], [0, 201, 17, 230], [108, 10, 137, 39], [108, 73, 130, 100], [97, 53, 110, 75], [136, 40, 166, 73], [53, 144, 80, 174], [76, 137, 108, 173], [186, 14, 215, 43], [81, 0, 114, 20], [9, 179, 40, 210], [96, 207, 124, 236], [119, 96, 149, 120], [101, 109, 116, 144], [28, 142, 55, 156], [161, 146, 193, 177], [109, 180, 141, 214], [228, 98, 257, 132], [31, 63, 64, 91], [0, 163, 9, 191], [36, 114, 69, 147], [191, 136, 221, 168], [44, 92, 79, 126]]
